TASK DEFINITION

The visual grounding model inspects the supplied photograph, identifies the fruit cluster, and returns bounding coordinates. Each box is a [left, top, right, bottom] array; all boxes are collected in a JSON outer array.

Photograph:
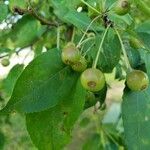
[[61, 42, 87, 72], [61, 42, 149, 92], [61, 42, 106, 92], [61, 0, 149, 92]]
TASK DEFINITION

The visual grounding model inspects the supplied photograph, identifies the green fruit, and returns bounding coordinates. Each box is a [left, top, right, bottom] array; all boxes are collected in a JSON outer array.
[[126, 70, 149, 91], [115, 0, 130, 15], [31, 0, 39, 5], [1, 58, 10, 67], [72, 57, 87, 72], [62, 42, 76, 51], [80, 68, 105, 92], [61, 44, 81, 65], [129, 36, 143, 49]]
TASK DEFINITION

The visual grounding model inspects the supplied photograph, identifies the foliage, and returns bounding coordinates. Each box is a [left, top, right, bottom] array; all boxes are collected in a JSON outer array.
[[0, 0, 150, 149]]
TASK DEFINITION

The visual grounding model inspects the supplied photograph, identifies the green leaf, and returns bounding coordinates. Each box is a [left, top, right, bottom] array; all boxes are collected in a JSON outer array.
[[115, 64, 125, 81], [100, 30, 121, 73], [32, 41, 43, 57], [0, 49, 78, 114], [109, 13, 133, 30], [84, 84, 107, 109], [0, 131, 5, 150], [0, 29, 11, 48], [9, 0, 27, 11], [0, 3, 8, 22], [122, 87, 150, 150], [57, 0, 81, 9], [95, 84, 107, 105], [7, 15, 46, 49], [122, 51, 150, 150], [138, 33, 150, 48], [51, 0, 81, 10], [2, 15, 46, 49], [136, 21, 150, 34], [26, 80, 86, 150], [103, 123, 124, 147], [32, 28, 57, 55], [140, 51, 150, 77], [51, 1, 103, 31], [0, 48, 11, 53], [136, 21, 150, 48], [105, 0, 116, 8], [63, 10, 103, 31], [36, 1, 53, 19], [126, 46, 141, 69], [92, 29, 121, 73], [2, 64, 24, 98]]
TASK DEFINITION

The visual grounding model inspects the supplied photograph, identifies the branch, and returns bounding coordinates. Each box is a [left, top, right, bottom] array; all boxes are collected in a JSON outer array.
[[0, 48, 25, 59], [13, 7, 60, 27], [0, 53, 9, 59]]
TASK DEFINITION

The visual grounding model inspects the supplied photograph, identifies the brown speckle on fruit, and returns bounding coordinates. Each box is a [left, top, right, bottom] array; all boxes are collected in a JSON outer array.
[[80, 68, 105, 92], [141, 84, 147, 90], [61, 45, 81, 65], [87, 81, 96, 88], [71, 56, 87, 72], [115, 0, 130, 15], [122, 1, 128, 8], [126, 70, 149, 91]]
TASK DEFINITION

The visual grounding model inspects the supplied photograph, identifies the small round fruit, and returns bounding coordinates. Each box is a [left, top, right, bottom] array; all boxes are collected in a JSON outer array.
[[126, 70, 149, 91], [31, 0, 39, 5], [129, 37, 143, 49], [72, 57, 87, 72], [61, 46, 81, 65], [115, 0, 130, 15], [63, 42, 76, 51], [1, 58, 10, 67], [80, 68, 105, 92]]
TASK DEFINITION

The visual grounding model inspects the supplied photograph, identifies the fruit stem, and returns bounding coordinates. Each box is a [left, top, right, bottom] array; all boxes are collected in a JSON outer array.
[[108, 1, 117, 10], [80, 37, 95, 53], [80, 36, 95, 47], [81, 0, 100, 14], [114, 28, 132, 72], [57, 26, 60, 49], [93, 25, 110, 68], [101, 0, 106, 12], [71, 27, 75, 42], [83, 43, 95, 57], [76, 15, 101, 48]]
